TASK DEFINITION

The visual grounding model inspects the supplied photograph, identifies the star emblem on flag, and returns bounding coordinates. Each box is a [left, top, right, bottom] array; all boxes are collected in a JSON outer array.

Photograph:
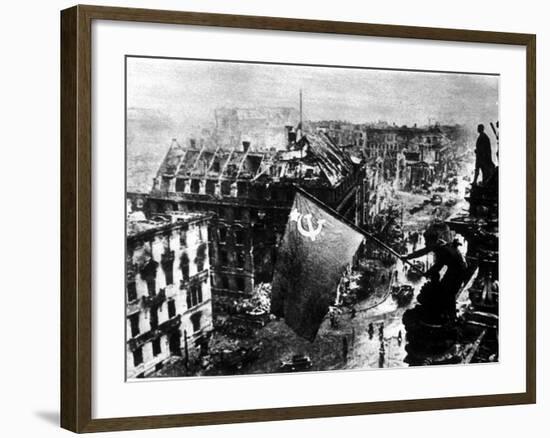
[[289, 208, 300, 222]]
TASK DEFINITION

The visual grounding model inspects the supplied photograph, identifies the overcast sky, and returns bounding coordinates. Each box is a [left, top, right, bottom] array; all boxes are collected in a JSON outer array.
[[127, 56, 499, 130]]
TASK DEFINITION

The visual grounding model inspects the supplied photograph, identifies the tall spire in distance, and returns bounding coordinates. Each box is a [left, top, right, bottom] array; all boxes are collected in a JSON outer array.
[[299, 88, 303, 128]]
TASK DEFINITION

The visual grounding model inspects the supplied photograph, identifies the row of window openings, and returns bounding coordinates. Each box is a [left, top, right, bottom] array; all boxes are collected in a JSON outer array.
[[218, 227, 246, 245], [138, 228, 203, 260], [218, 250, 246, 268], [178, 227, 206, 247], [132, 338, 162, 367], [132, 318, 203, 367], [185, 205, 249, 222], [143, 228, 204, 250], [128, 251, 206, 301], [128, 284, 204, 338], [367, 143, 399, 149], [173, 179, 238, 197], [216, 275, 246, 292], [175, 204, 288, 226], [151, 201, 279, 225], [173, 179, 294, 202]]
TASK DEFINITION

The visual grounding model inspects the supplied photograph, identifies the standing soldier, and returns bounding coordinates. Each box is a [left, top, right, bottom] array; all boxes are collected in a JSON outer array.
[[473, 124, 495, 185]]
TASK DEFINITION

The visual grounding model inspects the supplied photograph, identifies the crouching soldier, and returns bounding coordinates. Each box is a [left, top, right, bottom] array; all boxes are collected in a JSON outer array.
[[401, 228, 468, 321]]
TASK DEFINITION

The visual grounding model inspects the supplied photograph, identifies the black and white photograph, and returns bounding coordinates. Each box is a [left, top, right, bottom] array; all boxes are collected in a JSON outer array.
[[125, 56, 499, 380]]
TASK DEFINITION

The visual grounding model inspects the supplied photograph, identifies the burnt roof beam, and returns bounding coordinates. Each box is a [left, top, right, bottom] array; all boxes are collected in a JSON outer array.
[[235, 146, 251, 180], [191, 142, 208, 172], [218, 147, 236, 182], [205, 145, 222, 175]]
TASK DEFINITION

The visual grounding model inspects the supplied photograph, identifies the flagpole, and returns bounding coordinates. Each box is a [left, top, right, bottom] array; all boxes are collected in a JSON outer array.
[[293, 185, 424, 275]]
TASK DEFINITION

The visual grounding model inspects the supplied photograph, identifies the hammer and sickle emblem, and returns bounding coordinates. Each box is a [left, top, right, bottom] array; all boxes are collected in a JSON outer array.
[[289, 208, 326, 241]]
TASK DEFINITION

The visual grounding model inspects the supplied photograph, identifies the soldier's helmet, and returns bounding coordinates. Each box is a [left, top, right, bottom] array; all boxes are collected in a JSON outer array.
[[423, 221, 452, 248]]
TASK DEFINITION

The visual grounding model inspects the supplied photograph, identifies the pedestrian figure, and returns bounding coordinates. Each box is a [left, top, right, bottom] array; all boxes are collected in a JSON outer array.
[[473, 124, 495, 186], [378, 322, 385, 341], [350, 307, 356, 319], [368, 323, 374, 340], [378, 344, 385, 368], [342, 337, 348, 360], [397, 330, 403, 346]]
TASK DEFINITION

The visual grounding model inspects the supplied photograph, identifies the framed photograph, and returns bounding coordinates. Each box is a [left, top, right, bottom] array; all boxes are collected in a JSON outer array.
[[60, 4, 536, 433]]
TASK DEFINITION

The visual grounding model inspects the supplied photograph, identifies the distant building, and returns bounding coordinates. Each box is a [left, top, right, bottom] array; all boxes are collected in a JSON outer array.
[[364, 124, 451, 160], [310, 121, 454, 167], [359, 124, 461, 191], [126, 212, 213, 378], [147, 127, 364, 318], [213, 107, 299, 151], [311, 121, 367, 151]]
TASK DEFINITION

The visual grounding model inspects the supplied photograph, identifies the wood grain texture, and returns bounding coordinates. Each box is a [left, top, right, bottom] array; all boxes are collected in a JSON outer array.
[[525, 34, 536, 405], [60, 5, 78, 432], [60, 4, 537, 433]]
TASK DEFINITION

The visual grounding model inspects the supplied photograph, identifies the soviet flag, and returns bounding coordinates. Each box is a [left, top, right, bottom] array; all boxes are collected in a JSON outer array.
[[271, 190, 364, 341]]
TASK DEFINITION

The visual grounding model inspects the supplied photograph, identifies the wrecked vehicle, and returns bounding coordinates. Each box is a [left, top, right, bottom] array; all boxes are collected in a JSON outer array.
[[279, 354, 313, 372]]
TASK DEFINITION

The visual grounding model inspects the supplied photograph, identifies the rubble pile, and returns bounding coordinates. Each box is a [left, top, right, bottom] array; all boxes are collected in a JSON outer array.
[[200, 283, 274, 375], [239, 283, 272, 314], [202, 335, 262, 374]]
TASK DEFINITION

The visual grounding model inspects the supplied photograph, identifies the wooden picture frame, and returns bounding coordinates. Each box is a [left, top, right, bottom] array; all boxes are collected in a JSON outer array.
[[60, 4, 536, 433]]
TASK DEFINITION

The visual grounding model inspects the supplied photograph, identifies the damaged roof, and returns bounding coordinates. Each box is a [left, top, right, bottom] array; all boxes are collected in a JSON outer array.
[[155, 130, 354, 188], [299, 131, 354, 186]]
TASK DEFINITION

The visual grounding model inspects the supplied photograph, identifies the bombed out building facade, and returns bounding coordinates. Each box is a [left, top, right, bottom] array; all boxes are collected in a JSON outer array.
[[146, 127, 365, 320], [213, 107, 299, 151], [126, 212, 213, 378], [311, 120, 464, 191]]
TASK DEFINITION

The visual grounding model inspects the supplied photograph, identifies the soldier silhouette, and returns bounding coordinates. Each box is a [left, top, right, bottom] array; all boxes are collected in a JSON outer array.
[[402, 226, 468, 322], [473, 124, 495, 186]]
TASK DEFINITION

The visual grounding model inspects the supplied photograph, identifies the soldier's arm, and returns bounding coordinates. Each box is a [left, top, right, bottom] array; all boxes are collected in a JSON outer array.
[[403, 246, 431, 260]]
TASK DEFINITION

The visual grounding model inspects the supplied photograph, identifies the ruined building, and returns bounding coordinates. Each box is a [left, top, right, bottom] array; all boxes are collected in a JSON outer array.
[[213, 107, 299, 151], [311, 121, 368, 150], [147, 128, 364, 318], [126, 212, 213, 378], [363, 124, 450, 160], [310, 121, 461, 191]]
